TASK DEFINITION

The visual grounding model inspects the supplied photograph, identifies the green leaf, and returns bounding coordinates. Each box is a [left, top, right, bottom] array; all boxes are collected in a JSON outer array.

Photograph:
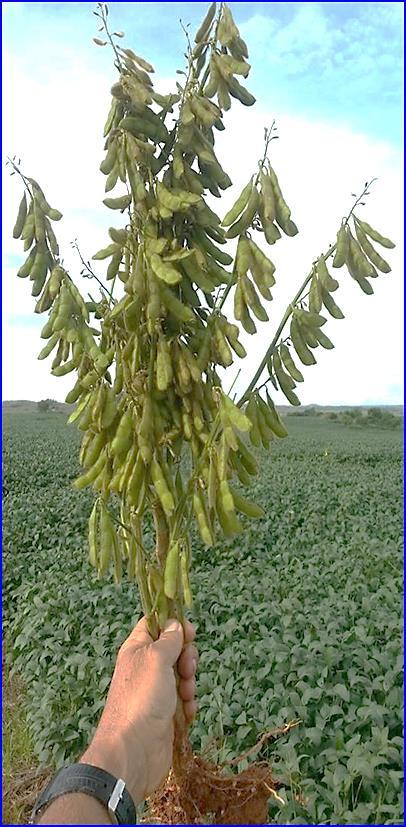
[[333, 683, 350, 702]]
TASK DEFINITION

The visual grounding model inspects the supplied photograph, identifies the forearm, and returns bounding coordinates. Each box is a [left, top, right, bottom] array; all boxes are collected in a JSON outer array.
[[37, 735, 145, 824], [38, 792, 110, 825]]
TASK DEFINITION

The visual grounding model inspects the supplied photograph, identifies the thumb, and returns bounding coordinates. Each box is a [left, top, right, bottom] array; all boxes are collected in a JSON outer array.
[[153, 619, 184, 666], [119, 616, 153, 656]]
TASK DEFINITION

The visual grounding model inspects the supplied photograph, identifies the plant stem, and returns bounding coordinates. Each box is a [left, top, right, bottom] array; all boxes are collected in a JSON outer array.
[[153, 503, 169, 568], [255, 121, 277, 184], [7, 157, 34, 198], [97, 3, 124, 71], [215, 276, 234, 312], [71, 240, 116, 302]]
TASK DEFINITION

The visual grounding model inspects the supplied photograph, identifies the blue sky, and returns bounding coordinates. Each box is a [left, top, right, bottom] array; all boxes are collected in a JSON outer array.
[[4, 1, 403, 144], [3, 2, 403, 404]]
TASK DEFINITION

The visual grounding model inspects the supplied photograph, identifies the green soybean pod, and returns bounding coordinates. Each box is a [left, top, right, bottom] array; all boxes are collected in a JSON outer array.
[[229, 451, 251, 485], [354, 220, 391, 273], [98, 504, 113, 577], [17, 245, 38, 278], [321, 286, 345, 320], [309, 274, 322, 313], [195, 1, 216, 42], [260, 392, 288, 438], [314, 328, 334, 349], [180, 550, 192, 608], [103, 194, 132, 211], [219, 478, 234, 513], [157, 592, 169, 630], [279, 343, 304, 383], [317, 256, 339, 292], [332, 225, 348, 268], [107, 250, 122, 280], [88, 499, 100, 568], [112, 531, 122, 585], [290, 316, 317, 366], [272, 351, 296, 391], [215, 495, 243, 538], [235, 435, 258, 475], [193, 491, 214, 546], [356, 219, 395, 249], [73, 451, 106, 490], [148, 567, 164, 606], [37, 332, 60, 360], [126, 455, 145, 507], [246, 397, 261, 447], [13, 192, 28, 239], [229, 488, 265, 518], [294, 308, 327, 328], [164, 542, 180, 599]]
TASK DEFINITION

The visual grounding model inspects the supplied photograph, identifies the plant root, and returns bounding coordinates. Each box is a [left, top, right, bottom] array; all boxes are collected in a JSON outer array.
[[148, 710, 287, 825]]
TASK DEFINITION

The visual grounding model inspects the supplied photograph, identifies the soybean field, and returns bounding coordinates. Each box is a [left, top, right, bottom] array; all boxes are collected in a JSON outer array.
[[2, 411, 403, 825]]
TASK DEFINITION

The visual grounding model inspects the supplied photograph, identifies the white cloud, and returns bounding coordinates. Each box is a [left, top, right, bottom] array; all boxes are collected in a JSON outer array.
[[3, 40, 403, 405], [240, 6, 337, 75], [240, 2, 402, 126]]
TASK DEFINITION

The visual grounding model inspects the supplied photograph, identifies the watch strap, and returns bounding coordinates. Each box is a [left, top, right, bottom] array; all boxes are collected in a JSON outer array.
[[30, 763, 137, 825]]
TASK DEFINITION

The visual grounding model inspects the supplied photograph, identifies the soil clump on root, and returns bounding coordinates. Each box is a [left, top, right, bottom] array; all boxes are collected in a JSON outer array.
[[148, 715, 286, 825]]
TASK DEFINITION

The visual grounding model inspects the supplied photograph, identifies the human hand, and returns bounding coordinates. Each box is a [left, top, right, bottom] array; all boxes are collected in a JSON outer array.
[[80, 617, 198, 806]]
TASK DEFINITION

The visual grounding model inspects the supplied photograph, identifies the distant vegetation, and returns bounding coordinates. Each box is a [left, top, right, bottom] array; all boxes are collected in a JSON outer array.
[[329, 407, 402, 429], [288, 406, 402, 429]]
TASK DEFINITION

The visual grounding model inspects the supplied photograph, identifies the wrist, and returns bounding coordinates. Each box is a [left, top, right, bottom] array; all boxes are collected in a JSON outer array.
[[81, 729, 147, 807], [38, 792, 110, 824]]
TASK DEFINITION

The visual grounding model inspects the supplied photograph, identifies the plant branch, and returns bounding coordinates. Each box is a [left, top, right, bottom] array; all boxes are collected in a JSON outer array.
[[153, 503, 169, 568], [96, 2, 124, 71], [255, 122, 278, 184], [237, 267, 318, 406], [237, 179, 376, 406], [214, 276, 234, 313], [71, 239, 116, 303], [6, 157, 34, 198]]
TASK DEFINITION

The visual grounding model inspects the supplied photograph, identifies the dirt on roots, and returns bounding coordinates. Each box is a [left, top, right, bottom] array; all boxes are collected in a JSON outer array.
[[148, 711, 285, 825], [149, 758, 277, 824]]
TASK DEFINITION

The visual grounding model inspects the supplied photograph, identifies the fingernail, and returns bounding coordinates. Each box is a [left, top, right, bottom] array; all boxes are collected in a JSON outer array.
[[192, 657, 197, 673]]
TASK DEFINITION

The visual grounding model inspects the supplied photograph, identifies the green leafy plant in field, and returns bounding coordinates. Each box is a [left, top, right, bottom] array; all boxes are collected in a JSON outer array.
[[3, 414, 403, 823], [8, 1, 397, 822]]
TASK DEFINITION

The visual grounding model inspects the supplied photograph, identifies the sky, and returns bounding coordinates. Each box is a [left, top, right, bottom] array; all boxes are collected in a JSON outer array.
[[3, 1, 404, 406]]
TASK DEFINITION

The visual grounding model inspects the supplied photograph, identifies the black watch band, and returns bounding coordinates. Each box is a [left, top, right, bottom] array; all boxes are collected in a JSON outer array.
[[30, 763, 137, 825]]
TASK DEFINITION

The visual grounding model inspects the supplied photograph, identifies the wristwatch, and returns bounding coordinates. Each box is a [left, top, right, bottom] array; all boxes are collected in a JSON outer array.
[[30, 763, 137, 825]]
